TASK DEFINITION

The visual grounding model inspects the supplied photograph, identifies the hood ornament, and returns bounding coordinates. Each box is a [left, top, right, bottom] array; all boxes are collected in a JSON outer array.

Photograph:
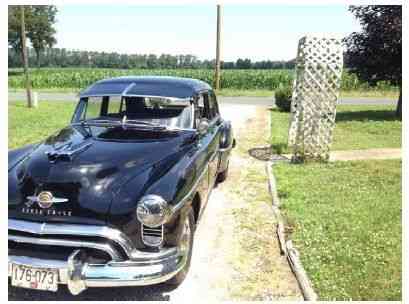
[[26, 191, 68, 209], [46, 142, 92, 163]]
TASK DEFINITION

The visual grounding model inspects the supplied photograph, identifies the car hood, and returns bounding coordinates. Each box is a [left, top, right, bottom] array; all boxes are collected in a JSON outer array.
[[8, 124, 196, 223]]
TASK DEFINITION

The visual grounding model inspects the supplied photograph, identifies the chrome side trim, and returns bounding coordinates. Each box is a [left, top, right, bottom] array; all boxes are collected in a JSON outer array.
[[8, 234, 121, 261], [8, 219, 135, 258], [122, 83, 136, 95]]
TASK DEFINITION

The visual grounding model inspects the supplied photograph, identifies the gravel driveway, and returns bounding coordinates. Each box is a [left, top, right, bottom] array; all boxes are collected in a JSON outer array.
[[9, 104, 300, 301]]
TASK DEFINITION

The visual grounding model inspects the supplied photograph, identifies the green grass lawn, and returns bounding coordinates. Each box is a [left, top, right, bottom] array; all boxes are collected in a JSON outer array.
[[274, 159, 401, 300], [9, 101, 76, 149], [271, 105, 401, 154]]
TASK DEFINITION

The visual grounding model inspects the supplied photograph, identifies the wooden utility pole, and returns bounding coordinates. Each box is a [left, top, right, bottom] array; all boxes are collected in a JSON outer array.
[[20, 6, 33, 108], [214, 5, 221, 90]]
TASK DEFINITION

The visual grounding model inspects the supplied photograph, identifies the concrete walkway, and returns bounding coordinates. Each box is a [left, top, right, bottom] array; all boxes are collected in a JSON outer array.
[[329, 148, 401, 162]]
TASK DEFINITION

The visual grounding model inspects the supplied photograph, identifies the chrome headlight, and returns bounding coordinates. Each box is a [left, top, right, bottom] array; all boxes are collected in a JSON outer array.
[[136, 195, 171, 228]]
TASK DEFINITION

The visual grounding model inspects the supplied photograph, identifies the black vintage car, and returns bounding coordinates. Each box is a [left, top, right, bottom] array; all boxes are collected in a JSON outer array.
[[8, 76, 235, 295]]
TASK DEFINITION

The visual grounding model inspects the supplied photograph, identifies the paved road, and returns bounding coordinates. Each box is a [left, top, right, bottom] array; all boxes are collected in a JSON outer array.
[[8, 91, 396, 106], [220, 96, 396, 106]]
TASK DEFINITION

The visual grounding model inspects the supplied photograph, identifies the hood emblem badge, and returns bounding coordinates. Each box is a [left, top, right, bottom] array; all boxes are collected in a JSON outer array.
[[26, 191, 68, 209]]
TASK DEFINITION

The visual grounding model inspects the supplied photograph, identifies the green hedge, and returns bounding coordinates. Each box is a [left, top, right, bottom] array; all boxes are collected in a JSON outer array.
[[274, 86, 292, 112]]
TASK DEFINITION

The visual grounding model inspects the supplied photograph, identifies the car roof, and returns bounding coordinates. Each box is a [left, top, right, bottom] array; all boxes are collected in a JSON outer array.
[[79, 76, 212, 99]]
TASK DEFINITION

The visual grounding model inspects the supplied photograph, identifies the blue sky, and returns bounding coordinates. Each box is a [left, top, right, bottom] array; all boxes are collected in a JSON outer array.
[[55, 5, 361, 61]]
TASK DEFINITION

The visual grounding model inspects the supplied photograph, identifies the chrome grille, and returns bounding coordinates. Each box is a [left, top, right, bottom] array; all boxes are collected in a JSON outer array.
[[8, 219, 135, 261], [141, 225, 164, 247], [8, 233, 120, 261]]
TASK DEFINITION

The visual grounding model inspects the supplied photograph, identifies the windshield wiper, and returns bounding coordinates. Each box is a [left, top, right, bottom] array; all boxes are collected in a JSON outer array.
[[71, 119, 117, 127], [122, 120, 157, 126], [72, 117, 178, 131]]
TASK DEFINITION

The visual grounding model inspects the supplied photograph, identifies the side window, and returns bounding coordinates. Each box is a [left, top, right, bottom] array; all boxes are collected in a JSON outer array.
[[107, 96, 122, 115], [195, 94, 205, 126], [202, 91, 218, 121], [81, 96, 122, 121], [194, 92, 218, 125], [86, 97, 103, 120], [203, 93, 212, 120]]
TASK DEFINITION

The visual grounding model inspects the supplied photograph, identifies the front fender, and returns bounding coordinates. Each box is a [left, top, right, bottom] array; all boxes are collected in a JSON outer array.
[[106, 146, 196, 248], [8, 143, 37, 171]]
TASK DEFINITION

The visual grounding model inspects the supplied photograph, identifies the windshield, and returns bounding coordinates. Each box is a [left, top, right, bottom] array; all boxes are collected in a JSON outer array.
[[72, 96, 193, 129]]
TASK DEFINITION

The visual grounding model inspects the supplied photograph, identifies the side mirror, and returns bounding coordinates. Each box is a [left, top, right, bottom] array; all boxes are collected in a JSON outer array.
[[197, 119, 210, 136]]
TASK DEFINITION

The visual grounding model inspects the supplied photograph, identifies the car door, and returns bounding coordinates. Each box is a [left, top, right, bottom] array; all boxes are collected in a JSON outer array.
[[194, 91, 221, 207], [203, 90, 222, 190]]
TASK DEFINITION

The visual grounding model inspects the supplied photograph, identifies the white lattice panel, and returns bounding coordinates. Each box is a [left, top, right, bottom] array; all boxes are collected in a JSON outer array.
[[288, 36, 343, 161]]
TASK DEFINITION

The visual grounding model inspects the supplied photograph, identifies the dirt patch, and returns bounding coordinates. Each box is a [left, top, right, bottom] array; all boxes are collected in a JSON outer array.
[[171, 105, 302, 301]]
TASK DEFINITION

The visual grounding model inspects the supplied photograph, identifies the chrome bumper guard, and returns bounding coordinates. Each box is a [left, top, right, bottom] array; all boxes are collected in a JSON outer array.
[[8, 220, 187, 295]]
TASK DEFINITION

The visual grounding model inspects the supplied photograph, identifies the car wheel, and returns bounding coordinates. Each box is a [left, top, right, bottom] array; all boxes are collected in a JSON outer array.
[[166, 206, 195, 286], [216, 161, 229, 184]]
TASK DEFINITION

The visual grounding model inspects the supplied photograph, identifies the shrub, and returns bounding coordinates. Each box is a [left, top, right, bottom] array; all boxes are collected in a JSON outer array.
[[275, 85, 292, 112]]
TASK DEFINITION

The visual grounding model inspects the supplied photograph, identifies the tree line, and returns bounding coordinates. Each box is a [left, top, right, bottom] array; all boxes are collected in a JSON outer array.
[[8, 47, 296, 70]]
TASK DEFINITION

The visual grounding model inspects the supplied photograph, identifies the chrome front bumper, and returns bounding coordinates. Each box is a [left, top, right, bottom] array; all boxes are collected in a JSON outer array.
[[8, 219, 187, 295], [8, 246, 186, 295]]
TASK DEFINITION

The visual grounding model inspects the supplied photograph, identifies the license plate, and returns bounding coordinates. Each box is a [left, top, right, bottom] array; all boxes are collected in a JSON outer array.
[[11, 264, 58, 292]]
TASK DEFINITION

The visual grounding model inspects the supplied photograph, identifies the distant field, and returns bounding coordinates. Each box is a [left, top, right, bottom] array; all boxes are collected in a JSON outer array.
[[8, 68, 398, 93]]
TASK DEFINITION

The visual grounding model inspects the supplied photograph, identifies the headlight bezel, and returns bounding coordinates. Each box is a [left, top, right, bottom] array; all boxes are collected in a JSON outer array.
[[136, 194, 171, 228]]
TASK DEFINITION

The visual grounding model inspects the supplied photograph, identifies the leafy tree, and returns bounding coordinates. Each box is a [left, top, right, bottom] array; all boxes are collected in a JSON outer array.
[[8, 5, 57, 67], [8, 6, 32, 59], [28, 6, 58, 67], [344, 5, 402, 119]]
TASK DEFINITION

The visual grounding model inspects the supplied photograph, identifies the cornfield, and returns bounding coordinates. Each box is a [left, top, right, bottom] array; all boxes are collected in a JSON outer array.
[[8, 68, 397, 92]]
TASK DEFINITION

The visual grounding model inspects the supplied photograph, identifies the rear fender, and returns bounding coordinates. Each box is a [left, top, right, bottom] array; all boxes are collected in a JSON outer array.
[[218, 120, 235, 173]]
